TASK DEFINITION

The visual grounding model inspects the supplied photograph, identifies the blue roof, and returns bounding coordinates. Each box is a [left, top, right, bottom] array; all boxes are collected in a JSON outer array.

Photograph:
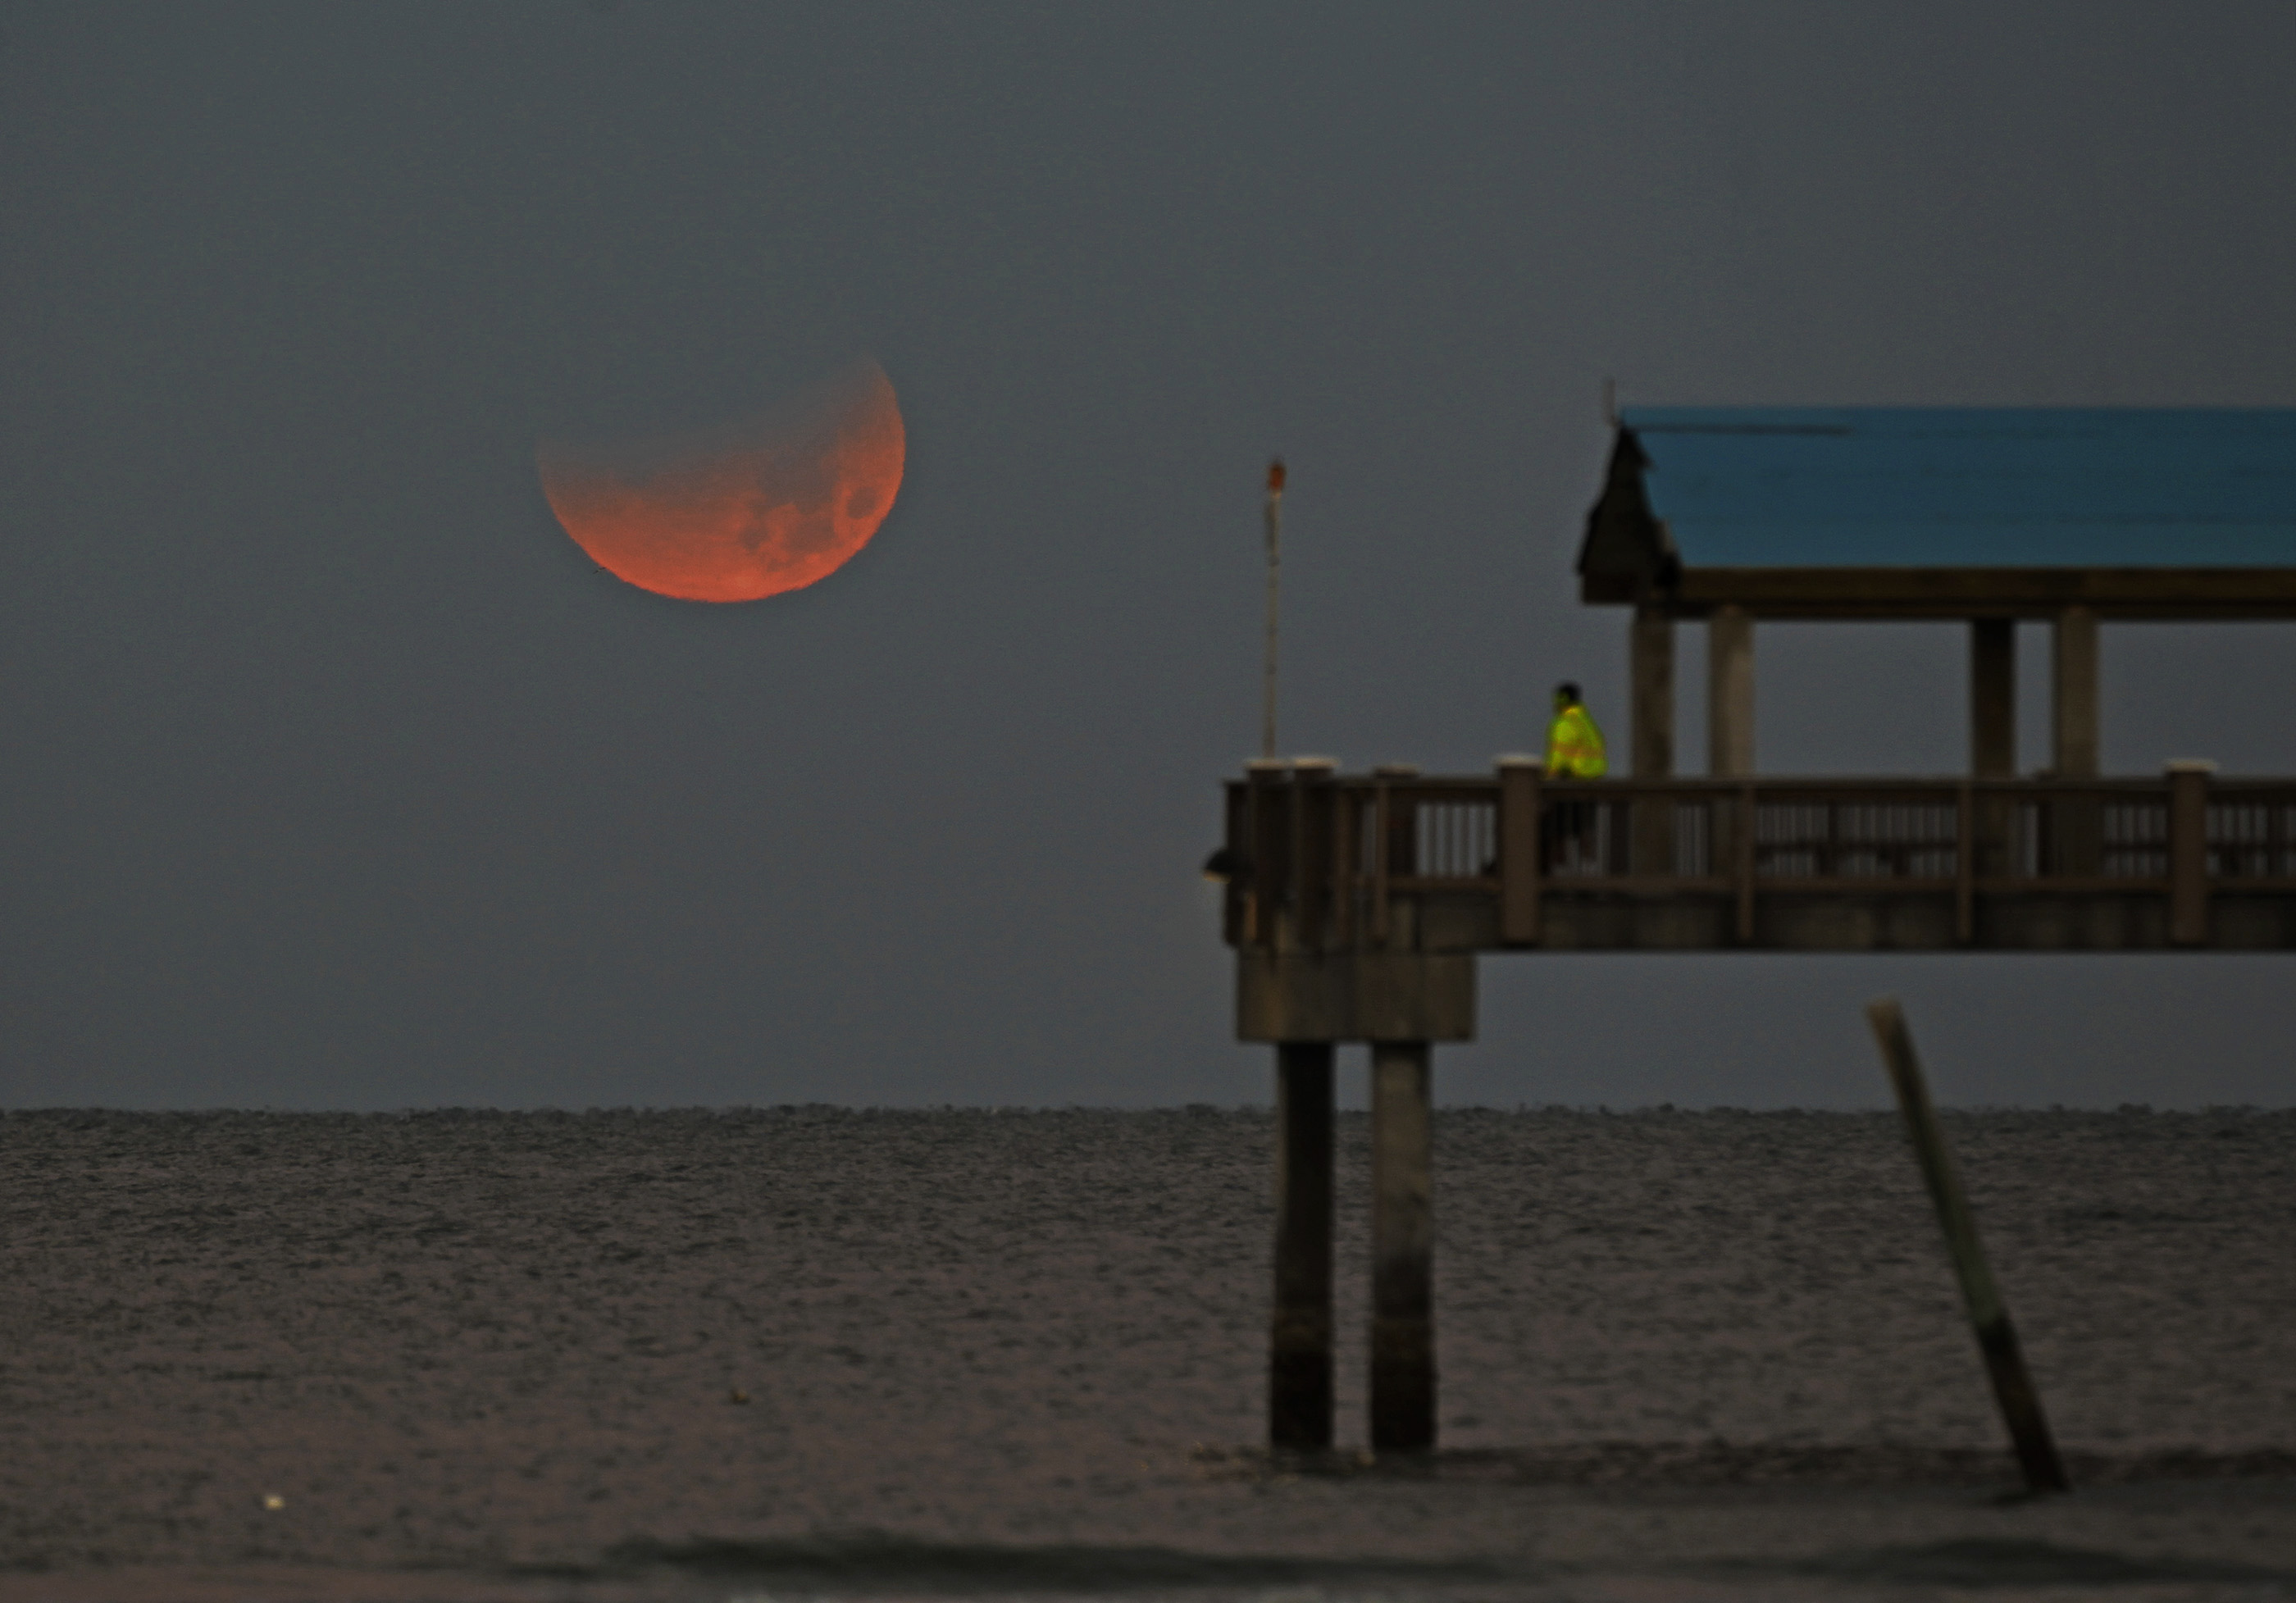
[[1620, 408, 2296, 568]]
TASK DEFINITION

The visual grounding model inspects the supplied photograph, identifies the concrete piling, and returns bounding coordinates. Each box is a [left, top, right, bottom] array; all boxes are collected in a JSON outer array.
[[1369, 1040, 1435, 1454], [1269, 1042, 1335, 1449]]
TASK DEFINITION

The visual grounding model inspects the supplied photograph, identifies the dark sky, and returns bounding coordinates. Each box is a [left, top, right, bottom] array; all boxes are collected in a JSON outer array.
[[7, 2, 2294, 1110]]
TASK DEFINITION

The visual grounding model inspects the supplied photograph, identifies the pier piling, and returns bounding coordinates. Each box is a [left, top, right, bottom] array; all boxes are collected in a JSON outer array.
[[1369, 1040, 1435, 1453], [1269, 1042, 1334, 1449]]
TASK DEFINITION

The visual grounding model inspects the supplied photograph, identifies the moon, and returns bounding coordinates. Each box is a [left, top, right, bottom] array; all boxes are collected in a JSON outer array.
[[537, 361, 904, 603]]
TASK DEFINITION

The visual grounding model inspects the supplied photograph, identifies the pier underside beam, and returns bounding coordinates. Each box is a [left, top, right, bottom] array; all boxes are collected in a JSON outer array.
[[1235, 952, 1476, 1043]]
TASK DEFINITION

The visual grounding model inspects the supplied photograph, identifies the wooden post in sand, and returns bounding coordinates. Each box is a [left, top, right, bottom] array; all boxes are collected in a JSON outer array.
[[1369, 1040, 1435, 1453], [1269, 1041, 1334, 1448], [1865, 998, 2069, 1494]]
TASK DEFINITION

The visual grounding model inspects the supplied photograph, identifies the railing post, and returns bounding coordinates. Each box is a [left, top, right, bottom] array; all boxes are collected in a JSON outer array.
[[1379, 767, 1419, 877], [1221, 781, 1250, 946], [1373, 765, 1418, 950], [2048, 781, 2103, 880], [1497, 757, 1542, 945], [1246, 758, 1289, 946], [2167, 760, 2215, 947], [1370, 776, 1390, 945], [1633, 787, 1676, 877], [1975, 780, 2018, 884], [1293, 758, 1337, 950]]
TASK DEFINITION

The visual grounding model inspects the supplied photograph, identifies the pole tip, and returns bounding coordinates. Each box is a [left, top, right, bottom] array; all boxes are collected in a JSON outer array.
[[1267, 458, 1287, 494]]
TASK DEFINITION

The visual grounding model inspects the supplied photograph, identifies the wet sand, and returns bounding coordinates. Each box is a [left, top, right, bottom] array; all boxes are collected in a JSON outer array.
[[2, 1106, 2291, 1601]]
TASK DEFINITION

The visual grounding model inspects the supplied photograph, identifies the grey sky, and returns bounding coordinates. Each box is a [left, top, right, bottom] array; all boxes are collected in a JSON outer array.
[[5, 2, 2294, 1110]]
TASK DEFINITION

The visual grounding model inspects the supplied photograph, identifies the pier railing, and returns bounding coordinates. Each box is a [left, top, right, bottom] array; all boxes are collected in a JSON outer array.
[[1222, 763, 2296, 950]]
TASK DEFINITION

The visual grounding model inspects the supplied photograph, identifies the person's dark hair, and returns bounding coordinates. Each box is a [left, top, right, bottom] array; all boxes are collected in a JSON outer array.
[[1555, 681, 1582, 704]]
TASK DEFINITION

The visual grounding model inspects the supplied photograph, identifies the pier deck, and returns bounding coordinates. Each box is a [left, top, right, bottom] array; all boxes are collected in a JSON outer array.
[[1222, 763, 2296, 970]]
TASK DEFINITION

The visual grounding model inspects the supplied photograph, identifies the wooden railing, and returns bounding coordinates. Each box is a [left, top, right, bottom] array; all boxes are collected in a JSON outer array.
[[1222, 762, 2296, 950]]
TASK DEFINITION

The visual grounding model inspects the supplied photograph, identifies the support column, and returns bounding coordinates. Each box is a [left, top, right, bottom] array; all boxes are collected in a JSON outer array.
[[1632, 607, 1675, 875], [1269, 1042, 1334, 1449], [2051, 607, 2099, 778], [1708, 606, 1755, 881], [1632, 607, 1675, 777], [1970, 619, 2016, 777], [1970, 618, 2018, 886], [1707, 605, 1755, 777], [1369, 1041, 1434, 1454], [2050, 606, 2102, 877], [2166, 761, 2214, 947]]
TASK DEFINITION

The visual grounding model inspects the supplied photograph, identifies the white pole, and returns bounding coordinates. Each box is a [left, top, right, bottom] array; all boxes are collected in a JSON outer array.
[[1262, 459, 1286, 761]]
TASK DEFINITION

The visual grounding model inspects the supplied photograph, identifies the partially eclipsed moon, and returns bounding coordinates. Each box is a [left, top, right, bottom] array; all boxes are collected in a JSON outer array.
[[538, 361, 904, 603]]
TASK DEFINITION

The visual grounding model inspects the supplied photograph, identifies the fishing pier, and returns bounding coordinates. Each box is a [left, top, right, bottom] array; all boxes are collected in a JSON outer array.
[[1219, 408, 2296, 1455]]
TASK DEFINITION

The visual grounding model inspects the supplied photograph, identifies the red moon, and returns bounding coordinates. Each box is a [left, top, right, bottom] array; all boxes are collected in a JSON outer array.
[[537, 362, 904, 603]]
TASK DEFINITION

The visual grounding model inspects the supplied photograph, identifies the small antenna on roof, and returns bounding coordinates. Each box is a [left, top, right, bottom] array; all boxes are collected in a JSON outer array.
[[1602, 377, 1619, 427]]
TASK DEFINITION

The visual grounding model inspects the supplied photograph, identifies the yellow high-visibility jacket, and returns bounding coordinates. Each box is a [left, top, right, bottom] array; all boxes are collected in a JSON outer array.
[[1546, 704, 1607, 778]]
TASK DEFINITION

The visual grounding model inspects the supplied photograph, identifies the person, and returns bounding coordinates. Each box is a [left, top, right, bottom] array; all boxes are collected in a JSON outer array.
[[1546, 682, 1607, 778], [1544, 682, 1607, 868]]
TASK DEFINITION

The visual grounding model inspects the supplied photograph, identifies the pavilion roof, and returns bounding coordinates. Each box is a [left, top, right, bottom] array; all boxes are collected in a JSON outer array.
[[1579, 408, 2296, 618]]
